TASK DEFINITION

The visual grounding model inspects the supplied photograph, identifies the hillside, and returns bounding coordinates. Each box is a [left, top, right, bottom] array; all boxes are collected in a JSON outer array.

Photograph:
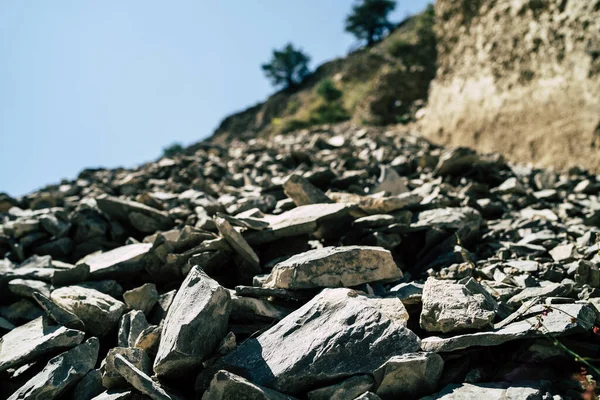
[[209, 6, 436, 144]]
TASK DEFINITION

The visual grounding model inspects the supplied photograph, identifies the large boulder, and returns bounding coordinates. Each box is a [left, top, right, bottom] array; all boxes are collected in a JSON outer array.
[[153, 266, 232, 378], [218, 288, 419, 395]]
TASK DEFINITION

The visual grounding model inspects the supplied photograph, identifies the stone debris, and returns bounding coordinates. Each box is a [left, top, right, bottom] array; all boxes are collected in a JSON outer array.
[[3, 125, 600, 399]]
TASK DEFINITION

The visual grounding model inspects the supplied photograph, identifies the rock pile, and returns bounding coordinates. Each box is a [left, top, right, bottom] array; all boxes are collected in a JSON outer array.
[[2, 124, 600, 399]]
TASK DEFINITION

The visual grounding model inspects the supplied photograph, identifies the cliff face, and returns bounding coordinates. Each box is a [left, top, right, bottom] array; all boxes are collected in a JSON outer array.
[[422, 0, 600, 170]]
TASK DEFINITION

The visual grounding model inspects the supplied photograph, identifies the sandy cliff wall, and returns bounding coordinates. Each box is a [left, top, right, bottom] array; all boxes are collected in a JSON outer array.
[[422, 0, 600, 170]]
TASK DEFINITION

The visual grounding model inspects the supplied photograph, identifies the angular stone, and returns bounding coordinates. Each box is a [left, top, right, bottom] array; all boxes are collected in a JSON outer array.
[[91, 389, 134, 400], [506, 283, 570, 307], [101, 347, 152, 389], [134, 325, 162, 356], [96, 195, 174, 233], [374, 166, 409, 196], [148, 289, 177, 325], [80, 280, 124, 298], [328, 192, 422, 214], [420, 278, 497, 333], [113, 354, 181, 400], [0, 316, 84, 372], [8, 278, 51, 298], [80, 243, 152, 279], [154, 266, 232, 378], [230, 292, 292, 321], [50, 286, 126, 337], [123, 283, 158, 315], [308, 375, 374, 400], [244, 203, 355, 245], [219, 288, 418, 395], [32, 292, 85, 331], [434, 147, 480, 176], [73, 369, 104, 400], [283, 174, 332, 206], [549, 243, 578, 262], [202, 370, 296, 400], [354, 392, 382, 400], [263, 246, 403, 290], [7, 337, 99, 400], [215, 216, 260, 269], [422, 382, 550, 400], [421, 303, 597, 353], [118, 310, 150, 348], [373, 352, 444, 398]]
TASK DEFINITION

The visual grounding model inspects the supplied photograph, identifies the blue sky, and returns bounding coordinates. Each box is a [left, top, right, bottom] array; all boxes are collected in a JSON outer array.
[[0, 0, 430, 197]]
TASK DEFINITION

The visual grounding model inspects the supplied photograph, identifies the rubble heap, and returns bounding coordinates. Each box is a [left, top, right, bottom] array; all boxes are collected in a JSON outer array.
[[2, 124, 600, 399]]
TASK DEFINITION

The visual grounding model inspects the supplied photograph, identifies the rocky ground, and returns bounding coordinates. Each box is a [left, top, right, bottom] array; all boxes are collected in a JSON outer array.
[[2, 123, 600, 399]]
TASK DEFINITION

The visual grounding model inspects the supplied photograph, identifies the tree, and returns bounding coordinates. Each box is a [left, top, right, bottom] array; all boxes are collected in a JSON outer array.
[[261, 43, 311, 89], [345, 0, 396, 46]]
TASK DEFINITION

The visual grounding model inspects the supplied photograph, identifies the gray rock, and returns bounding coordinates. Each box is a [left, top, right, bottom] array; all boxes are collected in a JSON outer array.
[[263, 246, 403, 290], [0, 316, 84, 372], [148, 289, 177, 325], [219, 288, 418, 395], [32, 292, 85, 330], [123, 283, 158, 315], [308, 375, 374, 400], [118, 310, 150, 347], [202, 370, 296, 400], [421, 303, 597, 353], [50, 285, 126, 337], [80, 243, 152, 279], [353, 392, 382, 400], [230, 291, 292, 321], [73, 369, 104, 400], [80, 280, 124, 298], [90, 389, 134, 400], [420, 278, 497, 333], [96, 195, 174, 233], [154, 266, 231, 378], [244, 203, 355, 245], [134, 325, 162, 356], [374, 166, 409, 196], [506, 282, 570, 307], [422, 382, 550, 400], [7, 337, 99, 400], [0, 316, 15, 331], [8, 278, 51, 298], [113, 354, 181, 400], [283, 174, 332, 206], [215, 216, 260, 269], [373, 352, 444, 399], [101, 347, 152, 389], [328, 192, 422, 214]]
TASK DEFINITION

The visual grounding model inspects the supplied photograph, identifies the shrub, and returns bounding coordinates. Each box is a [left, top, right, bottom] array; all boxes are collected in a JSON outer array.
[[162, 142, 184, 158]]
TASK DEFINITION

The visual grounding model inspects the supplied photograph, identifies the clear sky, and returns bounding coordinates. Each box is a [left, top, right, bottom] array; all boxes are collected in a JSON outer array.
[[0, 0, 430, 197]]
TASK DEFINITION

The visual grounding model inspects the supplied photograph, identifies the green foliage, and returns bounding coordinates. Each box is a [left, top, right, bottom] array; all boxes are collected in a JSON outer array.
[[345, 0, 396, 46], [261, 43, 311, 89], [316, 79, 343, 102], [162, 142, 184, 158], [310, 102, 350, 124]]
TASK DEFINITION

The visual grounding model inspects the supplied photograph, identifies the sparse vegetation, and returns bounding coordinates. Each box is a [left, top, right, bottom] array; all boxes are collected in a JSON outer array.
[[261, 43, 311, 89], [162, 142, 184, 158]]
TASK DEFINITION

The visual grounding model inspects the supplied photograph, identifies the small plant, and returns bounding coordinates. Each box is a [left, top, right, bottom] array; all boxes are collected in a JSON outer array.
[[317, 79, 343, 102], [162, 142, 184, 158]]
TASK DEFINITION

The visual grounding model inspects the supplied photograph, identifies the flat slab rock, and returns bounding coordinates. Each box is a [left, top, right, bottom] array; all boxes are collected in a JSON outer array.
[[154, 266, 231, 378], [262, 246, 403, 290], [0, 316, 85, 372], [50, 285, 126, 337], [421, 303, 597, 353], [8, 337, 99, 400], [96, 195, 173, 233], [203, 370, 296, 400], [80, 243, 152, 280], [422, 381, 553, 400], [218, 288, 418, 395], [420, 278, 497, 333]]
